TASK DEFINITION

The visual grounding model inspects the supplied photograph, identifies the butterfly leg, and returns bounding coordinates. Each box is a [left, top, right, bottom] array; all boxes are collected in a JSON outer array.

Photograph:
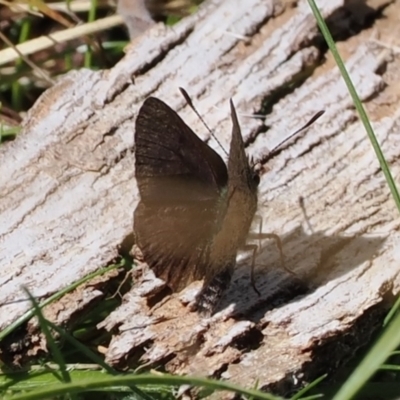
[[194, 266, 234, 316], [241, 243, 261, 296], [248, 219, 298, 280], [299, 195, 314, 233]]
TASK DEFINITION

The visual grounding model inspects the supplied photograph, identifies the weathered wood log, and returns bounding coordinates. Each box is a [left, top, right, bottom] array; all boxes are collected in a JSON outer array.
[[1, 0, 400, 396]]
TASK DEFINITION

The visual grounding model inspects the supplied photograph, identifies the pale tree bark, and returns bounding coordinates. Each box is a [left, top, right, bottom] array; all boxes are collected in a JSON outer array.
[[1, 0, 400, 396]]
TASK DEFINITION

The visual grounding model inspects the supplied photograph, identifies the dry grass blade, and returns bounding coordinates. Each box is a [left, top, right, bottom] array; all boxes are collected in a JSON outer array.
[[21, 0, 75, 27], [0, 30, 53, 83], [0, 0, 109, 14], [0, 0, 42, 16], [0, 15, 124, 66]]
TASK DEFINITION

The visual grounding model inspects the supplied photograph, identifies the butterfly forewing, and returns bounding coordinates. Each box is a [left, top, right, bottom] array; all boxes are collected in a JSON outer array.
[[135, 98, 228, 199], [134, 97, 228, 291]]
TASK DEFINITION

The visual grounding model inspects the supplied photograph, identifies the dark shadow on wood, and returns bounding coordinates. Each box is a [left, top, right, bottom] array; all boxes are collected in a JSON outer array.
[[217, 225, 387, 321]]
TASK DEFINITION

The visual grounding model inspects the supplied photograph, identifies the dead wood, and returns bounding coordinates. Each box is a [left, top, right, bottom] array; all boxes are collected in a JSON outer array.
[[1, 0, 400, 396]]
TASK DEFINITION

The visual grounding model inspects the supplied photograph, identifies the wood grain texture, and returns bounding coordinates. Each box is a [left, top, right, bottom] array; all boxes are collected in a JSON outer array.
[[1, 0, 400, 395]]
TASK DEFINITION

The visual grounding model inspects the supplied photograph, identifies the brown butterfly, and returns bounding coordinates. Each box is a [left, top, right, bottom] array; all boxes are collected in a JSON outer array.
[[134, 92, 323, 315], [134, 94, 259, 315]]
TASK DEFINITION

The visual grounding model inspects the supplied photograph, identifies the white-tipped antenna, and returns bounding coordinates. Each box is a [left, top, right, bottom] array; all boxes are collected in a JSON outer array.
[[266, 110, 325, 159], [179, 87, 229, 157]]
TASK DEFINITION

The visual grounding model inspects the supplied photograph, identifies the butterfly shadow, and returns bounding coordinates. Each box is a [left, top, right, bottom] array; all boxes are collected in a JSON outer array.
[[216, 225, 387, 323]]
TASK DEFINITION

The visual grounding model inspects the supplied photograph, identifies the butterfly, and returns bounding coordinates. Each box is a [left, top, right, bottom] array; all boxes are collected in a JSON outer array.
[[134, 93, 260, 315]]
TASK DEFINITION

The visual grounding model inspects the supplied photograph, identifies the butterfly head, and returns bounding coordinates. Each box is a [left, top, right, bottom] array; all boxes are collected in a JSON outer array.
[[250, 161, 262, 187]]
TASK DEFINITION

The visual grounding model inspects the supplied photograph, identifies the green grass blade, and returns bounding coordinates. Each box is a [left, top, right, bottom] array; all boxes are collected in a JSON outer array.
[[330, 311, 400, 400], [47, 322, 153, 400], [11, 17, 32, 111], [48, 322, 115, 375], [0, 262, 124, 341], [306, 1, 400, 399], [22, 288, 71, 384], [84, 0, 98, 68], [290, 374, 327, 400], [383, 295, 400, 327], [307, 0, 400, 214], [6, 374, 284, 400]]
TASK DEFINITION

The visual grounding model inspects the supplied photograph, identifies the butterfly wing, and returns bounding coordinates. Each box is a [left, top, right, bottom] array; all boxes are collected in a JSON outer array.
[[195, 100, 259, 314], [134, 97, 228, 291], [224, 100, 259, 251], [226, 99, 258, 193], [203, 100, 259, 281]]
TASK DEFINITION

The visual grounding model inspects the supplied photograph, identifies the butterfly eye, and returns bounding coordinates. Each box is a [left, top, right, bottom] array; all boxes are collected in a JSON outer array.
[[252, 162, 262, 186], [252, 173, 260, 186]]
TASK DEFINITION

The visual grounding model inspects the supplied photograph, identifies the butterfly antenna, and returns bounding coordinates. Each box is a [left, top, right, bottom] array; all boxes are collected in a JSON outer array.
[[267, 110, 325, 159], [179, 87, 228, 157]]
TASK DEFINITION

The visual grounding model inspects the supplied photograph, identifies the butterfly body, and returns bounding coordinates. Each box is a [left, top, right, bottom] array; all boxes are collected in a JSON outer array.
[[134, 96, 259, 315]]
